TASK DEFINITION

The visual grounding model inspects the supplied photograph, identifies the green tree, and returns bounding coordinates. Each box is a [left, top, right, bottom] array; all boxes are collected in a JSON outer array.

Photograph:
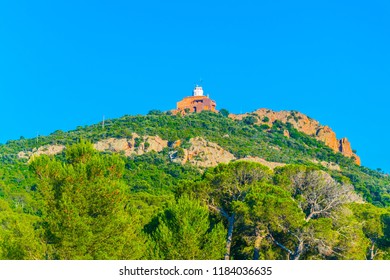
[[148, 109, 163, 115], [331, 206, 369, 259], [30, 141, 146, 259], [219, 108, 230, 118], [238, 183, 304, 259], [147, 196, 225, 259], [203, 161, 272, 259], [276, 166, 359, 222], [65, 138, 96, 164], [243, 115, 258, 125], [267, 166, 358, 259], [0, 199, 45, 259], [350, 203, 388, 259]]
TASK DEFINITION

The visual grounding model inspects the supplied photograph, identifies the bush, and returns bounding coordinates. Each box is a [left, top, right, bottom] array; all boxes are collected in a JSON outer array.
[[176, 148, 185, 159], [260, 124, 270, 130], [134, 137, 142, 148], [148, 109, 163, 115], [243, 115, 258, 125], [219, 108, 230, 117]]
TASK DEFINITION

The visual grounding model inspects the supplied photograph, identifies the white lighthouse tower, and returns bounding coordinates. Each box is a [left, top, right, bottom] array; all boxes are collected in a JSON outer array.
[[193, 85, 204, 97]]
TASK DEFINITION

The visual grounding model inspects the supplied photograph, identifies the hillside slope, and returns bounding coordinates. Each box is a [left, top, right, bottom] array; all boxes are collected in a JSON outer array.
[[1, 109, 389, 205], [0, 109, 389, 260]]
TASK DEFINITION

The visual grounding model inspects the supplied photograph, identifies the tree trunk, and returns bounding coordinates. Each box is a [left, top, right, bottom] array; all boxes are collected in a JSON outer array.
[[253, 227, 265, 260], [305, 212, 314, 222], [369, 241, 376, 260], [224, 213, 235, 260], [291, 240, 304, 260]]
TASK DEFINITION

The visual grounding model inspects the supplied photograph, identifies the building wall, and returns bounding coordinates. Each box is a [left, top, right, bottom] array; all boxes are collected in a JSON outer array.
[[176, 96, 217, 113]]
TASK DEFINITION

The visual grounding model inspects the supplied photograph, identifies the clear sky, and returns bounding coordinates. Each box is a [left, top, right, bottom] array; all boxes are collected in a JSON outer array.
[[0, 0, 389, 172]]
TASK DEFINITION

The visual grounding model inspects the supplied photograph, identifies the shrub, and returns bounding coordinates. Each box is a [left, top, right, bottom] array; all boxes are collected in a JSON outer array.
[[243, 115, 258, 125], [148, 109, 163, 115], [219, 108, 230, 117]]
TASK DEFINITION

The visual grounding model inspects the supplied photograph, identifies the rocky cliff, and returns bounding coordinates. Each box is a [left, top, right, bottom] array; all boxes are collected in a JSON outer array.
[[18, 136, 289, 169], [18, 133, 168, 160], [171, 137, 235, 167], [18, 145, 66, 160], [229, 108, 360, 165], [93, 133, 168, 156]]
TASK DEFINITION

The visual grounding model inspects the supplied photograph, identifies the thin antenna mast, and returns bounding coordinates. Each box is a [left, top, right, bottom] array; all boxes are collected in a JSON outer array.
[[102, 115, 105, 130]]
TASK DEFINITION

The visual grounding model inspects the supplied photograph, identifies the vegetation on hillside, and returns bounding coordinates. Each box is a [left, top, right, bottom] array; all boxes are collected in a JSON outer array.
[[0, 111, 389, 259]]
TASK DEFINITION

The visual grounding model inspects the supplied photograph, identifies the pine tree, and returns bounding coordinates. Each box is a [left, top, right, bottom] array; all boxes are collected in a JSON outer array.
[[147, 196, 225, 260], [30, 141, 146, 259]]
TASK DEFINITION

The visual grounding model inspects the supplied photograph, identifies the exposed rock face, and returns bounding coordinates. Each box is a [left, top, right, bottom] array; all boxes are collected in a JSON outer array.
[[353, 155, 361, 166], [18, 145, 65, 160], [231, 109, 320, 135], [179, 137, 236, 167], [170, 138, 286, 169], [19, 134, 169, 160], [316, 126, 339, 152], [94, 138, 132, 155], [93, 134, 168, 156], [230, 108, 360, 165], [17, 135, 248, 169], [144, 135, 169, 153], [339, 138, 361, 165], [339, 138, 353, 157]]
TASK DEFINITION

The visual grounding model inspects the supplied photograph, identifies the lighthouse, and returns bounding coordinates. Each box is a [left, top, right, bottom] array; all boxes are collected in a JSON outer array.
[[193, 86, 204, 97]]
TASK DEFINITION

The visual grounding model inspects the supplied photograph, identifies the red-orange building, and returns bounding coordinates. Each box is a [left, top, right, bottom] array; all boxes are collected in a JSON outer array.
[[176, 86, 217, 113]]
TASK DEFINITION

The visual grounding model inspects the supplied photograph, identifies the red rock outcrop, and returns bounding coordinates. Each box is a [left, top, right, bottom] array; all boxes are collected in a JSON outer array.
[[339, 138, 361, 165], [353, 154, 361, 166], [316, 126, 339, 152], [230, 108, 361, 165], [339, 138, 353, 157]]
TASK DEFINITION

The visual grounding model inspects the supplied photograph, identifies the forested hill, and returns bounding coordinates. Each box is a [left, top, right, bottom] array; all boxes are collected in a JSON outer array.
[[0, 109, 389, 260]]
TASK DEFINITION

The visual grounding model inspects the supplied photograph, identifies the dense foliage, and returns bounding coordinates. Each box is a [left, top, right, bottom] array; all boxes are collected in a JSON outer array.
[[0, 111, 389, 259]]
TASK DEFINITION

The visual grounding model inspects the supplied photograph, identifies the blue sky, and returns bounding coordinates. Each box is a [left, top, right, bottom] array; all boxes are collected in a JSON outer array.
[[0, 0, 389, 172]]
